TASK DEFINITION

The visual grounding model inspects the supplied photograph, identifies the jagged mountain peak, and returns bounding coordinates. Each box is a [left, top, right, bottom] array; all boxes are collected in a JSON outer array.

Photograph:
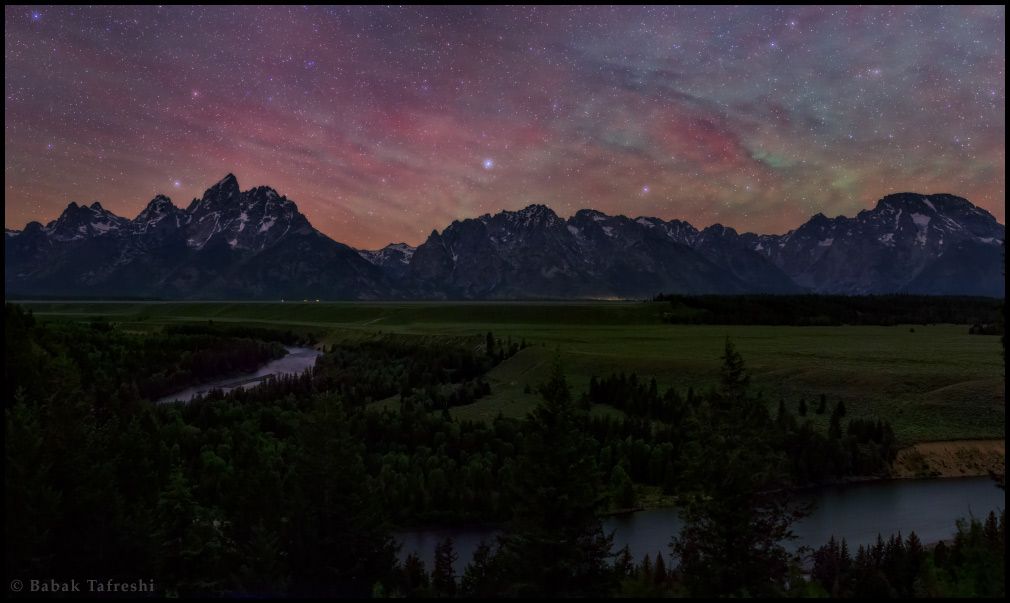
[[789, 211, 840, 236], [5, 182, 1004, 299], [515, 203, 555, 216], [633, 216, 664, 226], [191, 173, 242, 211], [46, 200, 128, 241], [247, 185, 281, 199], [574, 208, 610, 222], [359, 242, 416, 272], [211, 173, 240, 194], [139, 194, 176, 213], [361, 241, 416, 254], [134, 194, 182, 233], [5, 174, 393, 299], [742, 191, 1004, 296], [700, 223, 739, 237], [178, 177, 312, 250], [483, 203, 562, 228], [240, 186, 294, 213], [59, 200, 108, 216]]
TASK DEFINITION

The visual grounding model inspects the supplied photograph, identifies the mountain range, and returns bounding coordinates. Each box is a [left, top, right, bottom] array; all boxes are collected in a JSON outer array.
[[5, 174, 1005, 299]]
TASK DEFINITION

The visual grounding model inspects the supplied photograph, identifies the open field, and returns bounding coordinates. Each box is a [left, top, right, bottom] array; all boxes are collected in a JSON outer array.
[[18, 301, 1005, 444]]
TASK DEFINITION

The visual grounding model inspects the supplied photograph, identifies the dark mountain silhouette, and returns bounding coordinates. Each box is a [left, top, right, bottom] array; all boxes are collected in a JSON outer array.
[[5, 178, 1005, 299], [5, 174, 394, 300]]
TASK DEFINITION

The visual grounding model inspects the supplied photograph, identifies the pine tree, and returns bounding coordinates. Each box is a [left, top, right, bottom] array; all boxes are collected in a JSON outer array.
[[485, 331, 495, 358], [236, 522, 289, 595], [717, 338, 750, 402], [829, 402, 844, 440], [932, 540, 948, 567], [653, 551, 667, 586], [154, 467, 235, 596], [671, 341, 805, 597], [494, 355, 615, 596], [401, 553, 430, 596], [610, 464, 636, 509], [639, 553, 653, 583], [431, 537, 458, 597], [798, 398, 808, 416], [460, 541, 497, 597], [903, 532, 925, 596], [288, 394, 397, 597], [613, 545, 635, 582], [5, 394, 62, 580]]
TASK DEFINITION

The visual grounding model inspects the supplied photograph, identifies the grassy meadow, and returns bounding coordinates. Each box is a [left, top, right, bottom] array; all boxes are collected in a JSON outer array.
[[20, 300, 1005, 444]]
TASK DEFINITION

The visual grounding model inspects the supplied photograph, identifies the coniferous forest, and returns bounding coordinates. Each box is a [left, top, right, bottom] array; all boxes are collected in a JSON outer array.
[[4, 303, 1004, 598]]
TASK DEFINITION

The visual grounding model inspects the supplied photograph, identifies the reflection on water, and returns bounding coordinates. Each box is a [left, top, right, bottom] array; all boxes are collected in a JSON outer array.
[[397, 476, 1005, 574]]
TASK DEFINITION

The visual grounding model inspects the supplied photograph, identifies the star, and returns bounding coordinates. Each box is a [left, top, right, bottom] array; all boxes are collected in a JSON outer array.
[[482, 158, 495, 170]]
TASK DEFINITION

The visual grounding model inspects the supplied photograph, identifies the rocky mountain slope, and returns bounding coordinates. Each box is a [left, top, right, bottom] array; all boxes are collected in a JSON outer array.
[[6, 178, 1004, 299], [5, 175, 394, 299]]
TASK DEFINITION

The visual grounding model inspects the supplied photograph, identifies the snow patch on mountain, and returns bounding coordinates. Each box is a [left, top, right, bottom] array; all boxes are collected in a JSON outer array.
[[358, 242, 417, 268], [911, 212, 931, 244]]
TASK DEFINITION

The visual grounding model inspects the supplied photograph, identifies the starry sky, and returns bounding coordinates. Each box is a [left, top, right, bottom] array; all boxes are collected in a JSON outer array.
[[5, 5, 1005, 249]]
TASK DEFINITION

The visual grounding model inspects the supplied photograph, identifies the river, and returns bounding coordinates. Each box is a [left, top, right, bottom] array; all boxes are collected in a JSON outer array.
[[395, 476, 1005, 574], [155, 345, 322, 403]]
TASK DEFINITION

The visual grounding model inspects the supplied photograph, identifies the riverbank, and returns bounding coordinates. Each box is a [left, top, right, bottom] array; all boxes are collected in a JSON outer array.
[[605, 444, 1006, 517], [892, 439, 1005, 479], [154, 345, 321, 403]]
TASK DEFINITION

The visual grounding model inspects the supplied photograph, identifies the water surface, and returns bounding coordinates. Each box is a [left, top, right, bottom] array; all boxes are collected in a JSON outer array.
[[396, 476, 1005, 574], [155, 346, 321, 403]]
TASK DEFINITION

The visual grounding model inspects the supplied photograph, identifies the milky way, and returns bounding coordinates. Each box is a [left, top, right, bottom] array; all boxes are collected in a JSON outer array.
[[4, 5, 1005, 248]]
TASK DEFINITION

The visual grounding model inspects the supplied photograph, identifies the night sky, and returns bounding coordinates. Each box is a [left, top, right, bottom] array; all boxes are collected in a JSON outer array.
[[5, 5, 1005, 249]]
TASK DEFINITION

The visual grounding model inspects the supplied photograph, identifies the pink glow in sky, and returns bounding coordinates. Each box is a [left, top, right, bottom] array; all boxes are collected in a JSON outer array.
[[5, 5, 1004, 248]]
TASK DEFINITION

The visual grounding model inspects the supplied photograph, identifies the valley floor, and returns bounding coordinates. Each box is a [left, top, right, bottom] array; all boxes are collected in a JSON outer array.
[[20, 300, 1006, 443]]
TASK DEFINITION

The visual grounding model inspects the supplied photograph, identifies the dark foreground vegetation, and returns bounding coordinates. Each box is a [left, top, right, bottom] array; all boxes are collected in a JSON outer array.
[[4, 303, 1004, 597], [654, 294, 1004, 327], [4, 313, 291, 403]]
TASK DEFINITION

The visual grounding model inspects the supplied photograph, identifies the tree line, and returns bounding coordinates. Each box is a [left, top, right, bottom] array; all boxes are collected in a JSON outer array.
[[653, 294, 1003, 326]]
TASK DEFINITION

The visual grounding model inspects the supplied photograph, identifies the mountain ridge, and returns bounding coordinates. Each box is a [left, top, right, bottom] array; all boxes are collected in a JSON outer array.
[[5, 178, 1005, 299]]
